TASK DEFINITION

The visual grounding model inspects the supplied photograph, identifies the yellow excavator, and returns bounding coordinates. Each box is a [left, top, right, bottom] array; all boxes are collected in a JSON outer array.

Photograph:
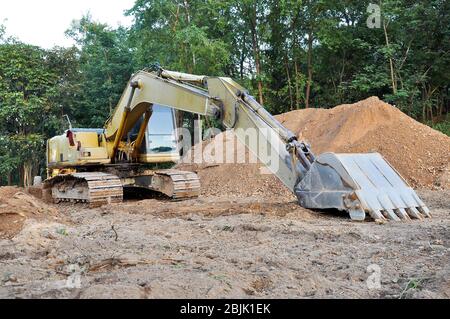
[[44, 67, 431, 222]]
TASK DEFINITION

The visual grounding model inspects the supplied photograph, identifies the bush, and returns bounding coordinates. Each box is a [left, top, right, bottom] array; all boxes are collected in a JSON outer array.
[[429, 120, 450, 136]]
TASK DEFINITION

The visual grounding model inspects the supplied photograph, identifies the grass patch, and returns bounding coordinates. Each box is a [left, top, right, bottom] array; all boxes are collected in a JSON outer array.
[[399, 278, 423, 299], [428, 119, 450, 136]]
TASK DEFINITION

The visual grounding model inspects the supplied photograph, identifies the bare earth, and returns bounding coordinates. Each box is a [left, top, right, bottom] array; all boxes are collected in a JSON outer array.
[[0, 189, 448, 299], [1, 97, 449, 299]]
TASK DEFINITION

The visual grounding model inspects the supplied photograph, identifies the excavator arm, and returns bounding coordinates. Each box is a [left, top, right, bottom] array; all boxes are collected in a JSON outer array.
[[105, 68, 431, 222], [105, 69, 313, 190], [104, 70, 221, 160]]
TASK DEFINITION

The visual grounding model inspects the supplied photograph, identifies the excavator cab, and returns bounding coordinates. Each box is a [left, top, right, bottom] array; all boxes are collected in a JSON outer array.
[[132, 104, 180, 164]]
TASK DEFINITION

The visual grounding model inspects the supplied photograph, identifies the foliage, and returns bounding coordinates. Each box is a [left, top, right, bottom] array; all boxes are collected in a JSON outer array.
[[126, 0, 231, 75], [430, 119, 450, 136], [0, 24, 4, 41], [125, 0, 449, 118], [0, 41, 65, 185], [65, 15, 134, 127]]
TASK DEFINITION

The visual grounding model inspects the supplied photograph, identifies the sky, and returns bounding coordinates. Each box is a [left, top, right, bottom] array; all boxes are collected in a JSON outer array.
[[0, 0, 136, 48]]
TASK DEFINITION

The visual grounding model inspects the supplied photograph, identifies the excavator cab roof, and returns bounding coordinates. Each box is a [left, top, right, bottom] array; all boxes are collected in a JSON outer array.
[[68, 128, 105, 134]]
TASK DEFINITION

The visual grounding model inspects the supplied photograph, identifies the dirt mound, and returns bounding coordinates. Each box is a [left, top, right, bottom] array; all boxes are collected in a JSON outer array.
[[0, 187, 58, 239], [277, 97, 450, 188], [179, 162, 293, 200], [178, 131, 294, 200], [178, 97, 450, 197]]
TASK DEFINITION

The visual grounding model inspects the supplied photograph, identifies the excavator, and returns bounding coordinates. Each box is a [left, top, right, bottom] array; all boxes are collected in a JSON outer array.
[[44, 67, 431, 222]]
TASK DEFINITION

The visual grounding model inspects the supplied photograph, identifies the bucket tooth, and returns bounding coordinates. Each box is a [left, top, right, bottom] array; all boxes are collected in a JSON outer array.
[[407, 207, 423, 220], [295, 152, 430, 222], [368, 209, 386, 221], [417, 206, 431, 218], [384, 209, 401, 221], [396, 208, 411, 220]]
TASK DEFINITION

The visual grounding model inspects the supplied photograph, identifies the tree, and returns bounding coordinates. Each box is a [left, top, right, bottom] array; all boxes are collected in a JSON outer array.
[[0, 23, 5, 41], [236, 0, 268, 104], [126, 0, 230, 75], [0, 42, 62, 186], [65, 15, 134, 127]]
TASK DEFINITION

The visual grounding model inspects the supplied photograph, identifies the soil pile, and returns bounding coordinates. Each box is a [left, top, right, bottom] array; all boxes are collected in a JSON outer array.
[[177, 131, 294, 199], [277, 97, 449, 188], [0, 187, 58, 239], [178, 97, 449, 197]]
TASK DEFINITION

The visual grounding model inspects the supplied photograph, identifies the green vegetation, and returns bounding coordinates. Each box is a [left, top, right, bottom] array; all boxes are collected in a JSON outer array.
[[0, 0, 449, 186], [0, 42, 64, 185], [430, 119, 450, 136], [399, 278, 424, 299]]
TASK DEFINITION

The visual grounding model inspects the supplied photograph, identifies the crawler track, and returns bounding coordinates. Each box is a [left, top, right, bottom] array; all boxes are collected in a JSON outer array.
[[44, 172, 123, 206], [153, 170, 201, 199]]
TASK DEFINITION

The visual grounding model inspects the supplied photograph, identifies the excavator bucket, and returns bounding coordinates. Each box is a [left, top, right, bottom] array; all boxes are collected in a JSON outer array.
[[295, 153, 431, 221]]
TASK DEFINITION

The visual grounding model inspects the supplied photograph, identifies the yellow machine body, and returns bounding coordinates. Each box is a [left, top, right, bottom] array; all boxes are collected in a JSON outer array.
[[47, 105, 180, 173]]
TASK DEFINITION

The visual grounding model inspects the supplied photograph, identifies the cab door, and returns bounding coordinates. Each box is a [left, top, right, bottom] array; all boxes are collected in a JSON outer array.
[[139, 105, 180, 163]]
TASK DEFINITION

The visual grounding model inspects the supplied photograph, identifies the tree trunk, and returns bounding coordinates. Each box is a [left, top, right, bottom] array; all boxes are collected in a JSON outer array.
[[102, 49, 113, 114], [23, 163, 32, 187], [108, 74, 113, 113], [252, 48, 264, 104], [183, 0, 196, 68], [294, 59, 301, 109], [248, 8, 264, 105], [19, 165, 23, 187], [172, 5, 180, 32], [422, 102, 427, 122], [291, 15, 301, 109], [285, 57, 294, 111], [383, 20, 397, 95], [239, 34, 246, 79], [7, 172, 12, 186], [305, 31, 313, 109]]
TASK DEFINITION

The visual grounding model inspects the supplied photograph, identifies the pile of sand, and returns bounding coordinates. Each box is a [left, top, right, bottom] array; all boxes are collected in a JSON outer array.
[[277, 97, 449, 188], [0, 187, 58, 239], [178, 131, 293, 199], [177, 97, 450, 198]]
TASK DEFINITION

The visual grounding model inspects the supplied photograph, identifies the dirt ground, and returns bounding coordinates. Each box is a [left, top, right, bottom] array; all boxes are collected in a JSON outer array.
[[0, 189, 448, 299], [0, 187, 58, 239], [1, 97, 448, 299]]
